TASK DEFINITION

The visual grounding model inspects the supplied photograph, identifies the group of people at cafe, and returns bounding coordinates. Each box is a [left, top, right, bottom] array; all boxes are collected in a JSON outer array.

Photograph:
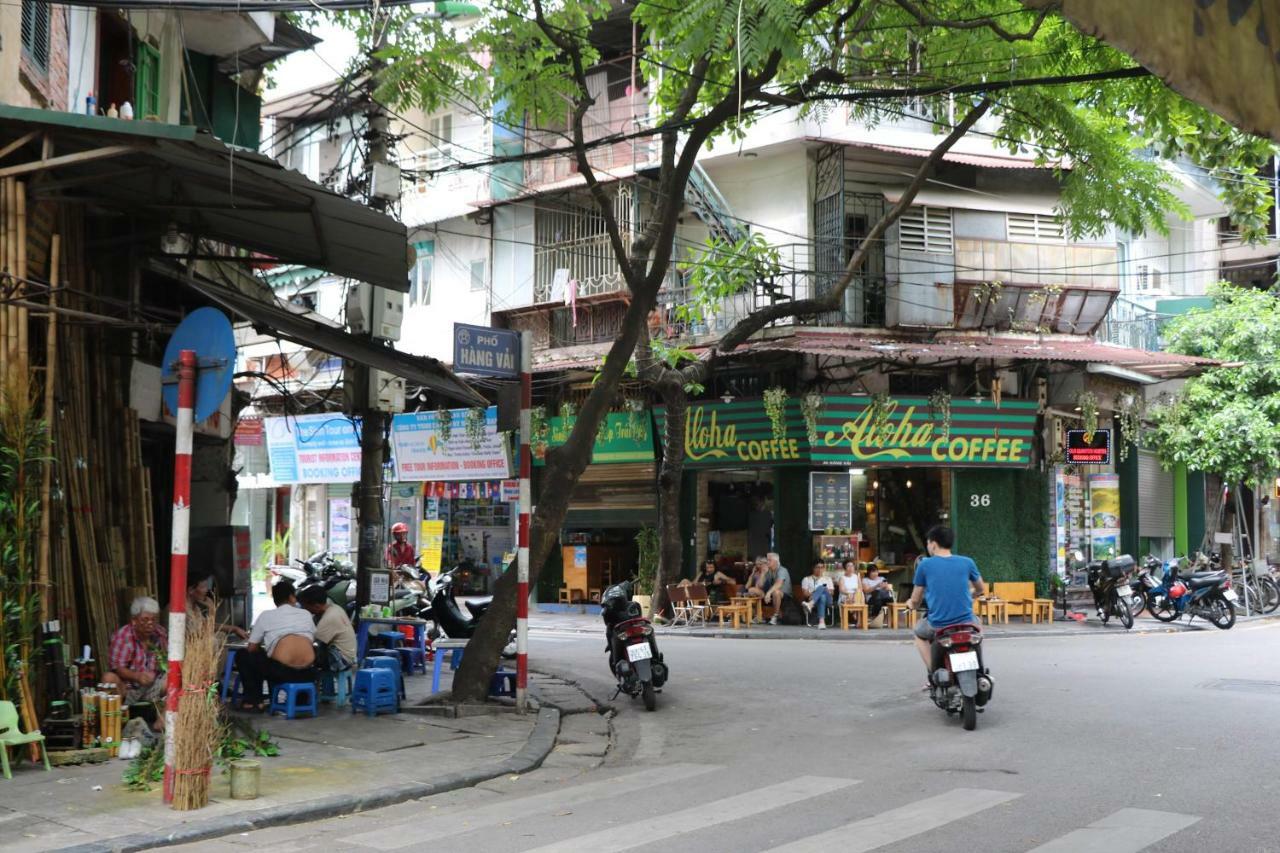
[[682, 553, 898, 627]]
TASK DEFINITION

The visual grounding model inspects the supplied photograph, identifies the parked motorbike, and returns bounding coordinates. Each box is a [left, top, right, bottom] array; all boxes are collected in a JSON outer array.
[[926, 618, 994, 731], [270, 551, 357, 616], [427, 566, 515, 656], [601, 580, 668, 711], [1147, 554, 1237, 629], [1129, 556, 1165, 616], [1087, 553, 1136, 629]]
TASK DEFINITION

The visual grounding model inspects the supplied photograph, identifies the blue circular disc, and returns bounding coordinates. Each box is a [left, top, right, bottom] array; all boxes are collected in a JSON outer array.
[[161, 307, 237, 423]]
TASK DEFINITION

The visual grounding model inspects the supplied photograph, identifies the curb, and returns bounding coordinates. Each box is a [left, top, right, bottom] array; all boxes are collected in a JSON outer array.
[[55, 706, 561, 853]]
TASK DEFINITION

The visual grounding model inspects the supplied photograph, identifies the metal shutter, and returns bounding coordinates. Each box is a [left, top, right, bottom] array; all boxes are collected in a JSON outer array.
[[1137, 450, 1174, 537]]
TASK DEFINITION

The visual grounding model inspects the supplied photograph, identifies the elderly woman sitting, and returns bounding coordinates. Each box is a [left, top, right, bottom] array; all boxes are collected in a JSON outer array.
[[103, 596, 169, 728]]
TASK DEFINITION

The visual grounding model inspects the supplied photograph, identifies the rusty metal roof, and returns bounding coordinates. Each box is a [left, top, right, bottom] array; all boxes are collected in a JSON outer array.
[[750, 331, 1214, 378]]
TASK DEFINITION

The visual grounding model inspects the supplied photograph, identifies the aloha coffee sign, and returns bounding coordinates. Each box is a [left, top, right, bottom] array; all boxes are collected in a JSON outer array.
[[657, 397, 1037, 468], [810, 397, 1037, 468]]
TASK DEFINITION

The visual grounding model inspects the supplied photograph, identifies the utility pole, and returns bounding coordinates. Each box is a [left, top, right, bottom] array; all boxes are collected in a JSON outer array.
[[353, 16, 394, 609]]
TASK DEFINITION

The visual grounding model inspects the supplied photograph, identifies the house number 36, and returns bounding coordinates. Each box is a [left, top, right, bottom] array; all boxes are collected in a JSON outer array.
[[969, 494, 991, 508]]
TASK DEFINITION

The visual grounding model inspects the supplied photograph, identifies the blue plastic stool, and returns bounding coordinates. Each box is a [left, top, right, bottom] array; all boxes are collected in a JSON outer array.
[[219, 649, 239, 703], [405, 644, 428, 675], [375, 631, 405, 648], [268, 682, 318, 719], [489, 669, 517, 698], [450, 648, 465, 670], [366, 656, 407, 699], [351, 668, 399, 717], [320, 670, 353, 707], [392, 647, 419, 675]]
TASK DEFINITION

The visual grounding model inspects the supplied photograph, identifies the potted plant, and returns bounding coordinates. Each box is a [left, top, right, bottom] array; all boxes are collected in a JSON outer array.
[[258, 529, 291, 596], [634, 526, 659, 616]]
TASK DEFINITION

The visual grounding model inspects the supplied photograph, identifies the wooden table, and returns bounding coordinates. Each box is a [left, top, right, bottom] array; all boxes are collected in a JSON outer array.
[[888, 603, 917, 630], [716, 603, 750, 629], [977, 598, 1009, 625], [731, 596, 763, 624], [840, 601, 869, 630], [1025, 598, 1053, 624]]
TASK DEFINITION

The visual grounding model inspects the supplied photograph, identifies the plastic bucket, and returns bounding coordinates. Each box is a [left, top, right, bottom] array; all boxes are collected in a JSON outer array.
[[229, 759, 261, 800]]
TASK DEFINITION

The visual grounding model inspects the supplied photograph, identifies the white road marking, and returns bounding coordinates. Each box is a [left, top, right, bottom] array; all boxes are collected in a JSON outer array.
[[632, 715, 665, 763], [764, 787, 1021, 853], [1025, 807, 1200, 853], [520, 775, 860, 853], [345, 764, 721, 849]]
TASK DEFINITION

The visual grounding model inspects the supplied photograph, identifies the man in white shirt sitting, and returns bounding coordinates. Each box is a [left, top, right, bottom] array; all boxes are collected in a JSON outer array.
[[236, 580, 316, 711], [801, 562, 835, 629]]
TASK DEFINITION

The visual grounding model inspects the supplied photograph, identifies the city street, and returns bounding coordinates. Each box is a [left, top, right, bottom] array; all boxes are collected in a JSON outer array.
[[172, 620, 1280, 852]]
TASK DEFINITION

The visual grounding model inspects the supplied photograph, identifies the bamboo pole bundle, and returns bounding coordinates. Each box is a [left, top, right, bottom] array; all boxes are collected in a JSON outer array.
[[6, 179, 16, 375], [172, 605, 223, 810], [37, 233, 59, 623], [15, 181, 27, 375], [1, 177, 8, 385]]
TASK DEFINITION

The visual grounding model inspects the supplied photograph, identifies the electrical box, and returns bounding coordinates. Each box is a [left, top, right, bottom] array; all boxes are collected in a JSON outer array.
[[373, 370, 406, 413], [346, 284, 403, 342], [370, 162, 403, 202]]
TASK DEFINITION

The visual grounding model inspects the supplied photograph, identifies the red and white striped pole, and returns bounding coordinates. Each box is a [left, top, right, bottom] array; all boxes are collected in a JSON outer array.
[[162, 349, 196, 804], [516, 331, 531, 712]]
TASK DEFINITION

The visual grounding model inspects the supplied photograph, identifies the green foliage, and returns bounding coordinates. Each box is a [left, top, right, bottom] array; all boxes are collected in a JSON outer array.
[[800, 392, 824, 446], [634, 525, 659, 594], [680, 234, 783, 328], [0, 386, 46, 700], [763, 386, 789, 442], [530, 405, 550, 458], [1076, 391, 1099, 444], [123, 745, 166, 791], [464, 407, 487, 451], [1148, 285, 1280, 483], [435, 407, 453, 444], [257, 529, 290, 580], [216, 726, 281, 769]]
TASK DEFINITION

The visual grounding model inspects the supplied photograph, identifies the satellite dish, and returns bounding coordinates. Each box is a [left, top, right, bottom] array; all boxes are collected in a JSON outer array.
[[161, 307, 237, 424]]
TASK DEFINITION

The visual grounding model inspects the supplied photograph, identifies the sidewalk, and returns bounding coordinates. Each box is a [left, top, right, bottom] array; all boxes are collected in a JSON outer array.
[[532, 609, 1279, 640], [1, 666, 579, 853]]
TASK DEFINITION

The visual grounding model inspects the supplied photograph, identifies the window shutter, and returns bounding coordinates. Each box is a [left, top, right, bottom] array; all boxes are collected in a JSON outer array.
[[21, 0, 49, 71], [1007, 212, 1065, 242], [899, 206, 953, 253], [1137, 450, 1174, 538]]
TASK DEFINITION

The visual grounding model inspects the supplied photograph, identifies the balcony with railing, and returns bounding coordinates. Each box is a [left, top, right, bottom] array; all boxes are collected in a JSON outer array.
[[1098, 296, 1162, 351]]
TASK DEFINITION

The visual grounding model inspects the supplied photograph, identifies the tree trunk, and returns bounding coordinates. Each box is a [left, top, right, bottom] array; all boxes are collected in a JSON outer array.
[[449, 293, 659, 703], [652, 383, 689, 618]]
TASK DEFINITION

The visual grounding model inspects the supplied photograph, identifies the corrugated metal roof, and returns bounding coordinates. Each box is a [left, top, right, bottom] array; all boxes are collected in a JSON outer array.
[[835, 139, 1065, 170], [0, 105, 410, 292], [751, 331, 1213, 378]]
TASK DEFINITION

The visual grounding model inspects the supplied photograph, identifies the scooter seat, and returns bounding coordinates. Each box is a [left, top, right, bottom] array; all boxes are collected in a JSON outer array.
[[1187, 572, 1226, 588], [465, 598, 493, 618]]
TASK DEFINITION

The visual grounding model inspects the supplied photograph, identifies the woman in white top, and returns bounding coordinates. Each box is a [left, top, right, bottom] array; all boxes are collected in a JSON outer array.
[[837, 560, 861, 603]]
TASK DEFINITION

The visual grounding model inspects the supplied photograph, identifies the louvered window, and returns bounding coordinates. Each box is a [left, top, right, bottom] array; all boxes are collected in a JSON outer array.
[[898, 206, 953, 254], [21, 0, 50, 72], [1136, 264, 1163, 291], [1007, 212, 1065, 242]]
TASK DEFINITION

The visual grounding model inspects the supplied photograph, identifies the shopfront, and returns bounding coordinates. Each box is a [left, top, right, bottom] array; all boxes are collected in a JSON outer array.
[[660, 395, 1048, 591], [536, 412, 656, 601]]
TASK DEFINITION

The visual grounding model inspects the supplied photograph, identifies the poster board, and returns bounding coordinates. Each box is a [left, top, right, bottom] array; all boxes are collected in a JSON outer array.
[[809, 471, 852, 531]]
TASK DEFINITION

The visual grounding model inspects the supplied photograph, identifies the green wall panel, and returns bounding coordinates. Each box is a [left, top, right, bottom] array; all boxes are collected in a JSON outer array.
[[951, 468, 1050, 591]]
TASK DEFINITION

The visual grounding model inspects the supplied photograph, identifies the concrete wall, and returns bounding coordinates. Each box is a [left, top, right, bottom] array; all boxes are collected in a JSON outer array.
[[400, 215, 492, 361]]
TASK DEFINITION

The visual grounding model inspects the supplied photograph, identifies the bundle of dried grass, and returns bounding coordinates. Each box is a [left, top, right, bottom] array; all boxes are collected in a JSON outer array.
[[172, 603, 225, 810]]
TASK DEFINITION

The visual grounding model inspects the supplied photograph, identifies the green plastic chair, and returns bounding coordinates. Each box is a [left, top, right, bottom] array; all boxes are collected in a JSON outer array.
[[0, 700, 51, 779]]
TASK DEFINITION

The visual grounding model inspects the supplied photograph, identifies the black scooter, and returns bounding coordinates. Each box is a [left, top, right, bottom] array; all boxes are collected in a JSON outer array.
[[601, 581, 668, 711], [1087, 553, 1136, 629], [428, 566, 514, 656]]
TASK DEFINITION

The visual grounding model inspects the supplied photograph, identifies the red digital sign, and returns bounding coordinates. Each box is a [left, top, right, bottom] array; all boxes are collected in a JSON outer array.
[[1065, 429, 1111, 465]]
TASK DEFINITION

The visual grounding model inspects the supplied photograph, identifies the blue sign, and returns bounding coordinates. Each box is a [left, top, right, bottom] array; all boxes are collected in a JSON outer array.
[[453, 323, 519, 378], [162, 307, 236, 423]]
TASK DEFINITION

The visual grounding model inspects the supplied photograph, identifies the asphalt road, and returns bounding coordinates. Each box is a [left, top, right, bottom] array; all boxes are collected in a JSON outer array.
[[174, 618, 1280, 852]]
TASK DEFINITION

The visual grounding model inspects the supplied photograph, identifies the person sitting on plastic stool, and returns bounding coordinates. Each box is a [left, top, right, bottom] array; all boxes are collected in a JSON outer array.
[[236, 580, 315, 711], [298, 582, 356, 673]]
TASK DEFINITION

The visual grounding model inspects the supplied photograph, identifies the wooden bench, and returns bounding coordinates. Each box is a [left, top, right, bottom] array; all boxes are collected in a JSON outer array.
[[991, 582, 1054, 623]]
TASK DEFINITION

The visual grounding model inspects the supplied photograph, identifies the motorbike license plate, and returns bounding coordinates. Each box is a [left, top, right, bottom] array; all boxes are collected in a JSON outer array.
[[1224, 589, 1239, 603], [950, 651, 979, 672], [626, 643, 653, 662], [1116, 584, 1132, 596]]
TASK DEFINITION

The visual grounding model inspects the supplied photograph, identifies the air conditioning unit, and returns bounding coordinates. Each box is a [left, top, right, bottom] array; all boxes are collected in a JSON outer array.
[[1136, 263, 1163, 292]]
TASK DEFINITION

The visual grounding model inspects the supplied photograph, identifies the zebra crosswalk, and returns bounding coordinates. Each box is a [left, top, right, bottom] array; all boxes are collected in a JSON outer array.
[[287, 763, 1204, 853]]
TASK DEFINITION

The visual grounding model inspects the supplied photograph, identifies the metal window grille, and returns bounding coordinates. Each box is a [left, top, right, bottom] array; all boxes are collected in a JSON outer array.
[[898, 206, 953, 254], [1007, 212, 1065, 242], [21, 0, 50, 72]]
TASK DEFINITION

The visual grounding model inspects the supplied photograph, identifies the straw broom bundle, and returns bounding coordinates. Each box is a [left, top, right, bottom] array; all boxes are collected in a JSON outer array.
[[172, 603, 224, 810]]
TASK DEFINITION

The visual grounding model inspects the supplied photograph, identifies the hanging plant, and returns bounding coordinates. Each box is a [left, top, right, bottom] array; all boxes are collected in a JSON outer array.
[[1076, 391, 1099, 444], [763, 387, 789, 443], [1114, 392, 1145, 462], [927, 388, 952, 441], [464, 407, 487, 451], [559, 400, 577, 432], [434, 407, 452, 444], [868, 392, 894, 440], [625, 398, 646, 436], [529, 406, 550, 459], [799, 392, 824, 447]]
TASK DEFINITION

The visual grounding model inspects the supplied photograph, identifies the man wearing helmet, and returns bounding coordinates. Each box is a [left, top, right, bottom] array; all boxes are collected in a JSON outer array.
[[385, 522, 416, 569]]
